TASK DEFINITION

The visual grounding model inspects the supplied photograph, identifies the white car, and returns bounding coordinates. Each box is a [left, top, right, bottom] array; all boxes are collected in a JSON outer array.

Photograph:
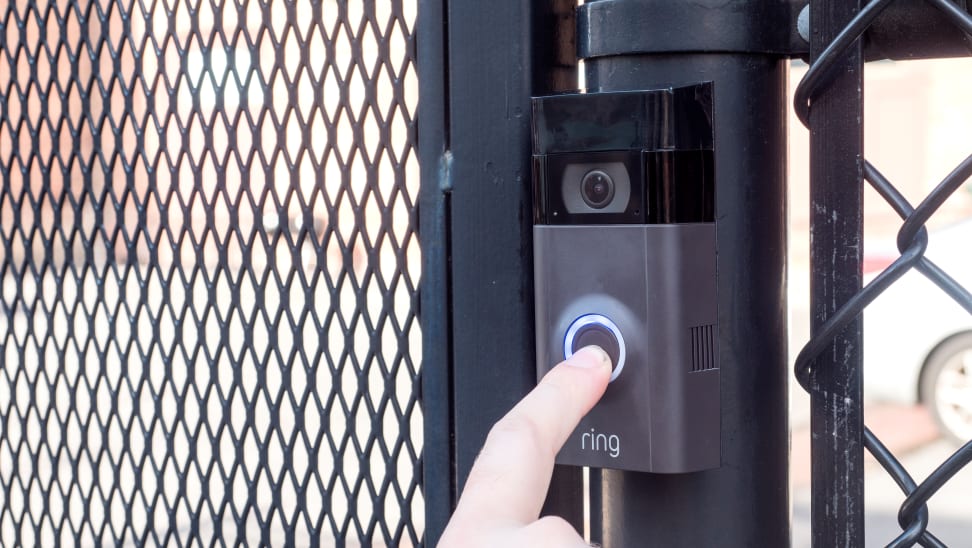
[[864, 218, 972, 444]]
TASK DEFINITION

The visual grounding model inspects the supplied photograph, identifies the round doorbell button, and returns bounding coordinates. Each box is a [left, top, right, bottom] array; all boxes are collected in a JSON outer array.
[[564, 314, 626, 382]]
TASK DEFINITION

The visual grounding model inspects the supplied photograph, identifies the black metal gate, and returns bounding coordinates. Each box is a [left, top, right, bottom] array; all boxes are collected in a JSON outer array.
[[0, 1, 421, 545], [5, 0, 972, 546]]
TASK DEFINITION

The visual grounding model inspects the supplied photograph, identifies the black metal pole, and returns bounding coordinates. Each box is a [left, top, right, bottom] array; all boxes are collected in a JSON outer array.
[[419, 1, 584, 544], [579, 2, 790, 546], [807, 0, 866, 545], [418, 0, 454, 543]]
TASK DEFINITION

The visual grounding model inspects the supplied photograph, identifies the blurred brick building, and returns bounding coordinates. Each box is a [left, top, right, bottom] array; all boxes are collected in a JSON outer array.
[[2, 0, 423, 277]]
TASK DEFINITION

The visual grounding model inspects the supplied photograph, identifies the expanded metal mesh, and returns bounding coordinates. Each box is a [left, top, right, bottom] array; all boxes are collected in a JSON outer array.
[[794, 1, 972, 545], [0, 0, 422, 545]]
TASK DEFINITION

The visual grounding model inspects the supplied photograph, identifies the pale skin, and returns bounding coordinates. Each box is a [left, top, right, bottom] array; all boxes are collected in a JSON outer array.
[[438, 345, 613, 548]]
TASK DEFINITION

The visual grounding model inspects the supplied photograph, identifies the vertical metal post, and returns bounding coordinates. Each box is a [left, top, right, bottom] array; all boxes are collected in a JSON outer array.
[[579, 2, 790, 545], [418, 0, 455, 543], [420, 1, 582, 544], [444, 0, 542, 498], [808, 0, 866, 545]]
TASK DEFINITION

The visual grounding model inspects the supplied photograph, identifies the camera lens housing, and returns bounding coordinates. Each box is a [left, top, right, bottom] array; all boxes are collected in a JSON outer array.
[[551, 157, 635, 219], [581, 170, 615, 209]]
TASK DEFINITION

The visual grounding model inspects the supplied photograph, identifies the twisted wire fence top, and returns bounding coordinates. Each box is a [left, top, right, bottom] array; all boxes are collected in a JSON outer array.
[[794, 1, 972, 545], [0, 0, 422, 545]]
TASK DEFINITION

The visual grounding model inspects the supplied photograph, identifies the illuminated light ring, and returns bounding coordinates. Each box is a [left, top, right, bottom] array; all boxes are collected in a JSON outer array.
[[563, 313, 626, 382]]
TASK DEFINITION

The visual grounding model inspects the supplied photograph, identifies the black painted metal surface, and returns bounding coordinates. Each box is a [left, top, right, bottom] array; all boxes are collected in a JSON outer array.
[[417, 0, 453, 543], [807, 1, 867, 544], [578, 0, 972, 62], [583, 53, 790, 547], [420, 1, 587, 545], [0, 1, 422, 545], [445, 1, 537, 504], [578, 0, 805, 57]]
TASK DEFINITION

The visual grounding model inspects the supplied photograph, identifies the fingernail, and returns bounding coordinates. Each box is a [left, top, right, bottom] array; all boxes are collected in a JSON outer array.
[[567, 345, 611, 369]]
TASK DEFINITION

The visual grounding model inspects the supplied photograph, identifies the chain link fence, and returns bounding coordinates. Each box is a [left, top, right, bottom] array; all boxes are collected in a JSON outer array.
[[794, 1, 972, 545], [0, 0, 422, 545]]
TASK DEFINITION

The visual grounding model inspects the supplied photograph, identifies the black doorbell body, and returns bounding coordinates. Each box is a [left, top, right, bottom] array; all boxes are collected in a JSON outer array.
[[532, 84, 720, 473]]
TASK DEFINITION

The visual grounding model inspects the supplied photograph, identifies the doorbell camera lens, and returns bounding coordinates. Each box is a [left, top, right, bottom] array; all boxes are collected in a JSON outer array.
[[557, 161, 631, 215], [580, 170, 615, 209], [564, 314, 626, 382]]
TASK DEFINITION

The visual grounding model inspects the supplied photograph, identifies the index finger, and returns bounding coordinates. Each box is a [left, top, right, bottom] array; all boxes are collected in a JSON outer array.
[[452, 346, 612, 528]]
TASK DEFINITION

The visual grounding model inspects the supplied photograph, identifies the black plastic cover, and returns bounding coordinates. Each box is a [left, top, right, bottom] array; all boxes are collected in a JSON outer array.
[[532, 84, 715, 225], [532, 83, 714, 154]]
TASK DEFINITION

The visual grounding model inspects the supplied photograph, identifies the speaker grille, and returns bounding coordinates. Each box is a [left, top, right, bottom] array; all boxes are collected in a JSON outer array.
[[690, 324, 718, 372]]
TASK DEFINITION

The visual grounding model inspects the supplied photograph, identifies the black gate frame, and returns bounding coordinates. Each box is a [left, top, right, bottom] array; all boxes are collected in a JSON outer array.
[[418, 0, 584, 542]]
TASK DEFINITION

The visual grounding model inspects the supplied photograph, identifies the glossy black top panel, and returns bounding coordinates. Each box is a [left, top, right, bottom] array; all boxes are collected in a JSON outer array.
[[531, 83, 714, 154]]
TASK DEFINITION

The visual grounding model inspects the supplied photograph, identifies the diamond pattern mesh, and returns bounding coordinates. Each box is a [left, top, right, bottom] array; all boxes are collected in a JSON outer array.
[[0, 0, 422, 545]]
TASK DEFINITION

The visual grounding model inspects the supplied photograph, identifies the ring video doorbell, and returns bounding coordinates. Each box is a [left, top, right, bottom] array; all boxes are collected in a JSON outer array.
[[533, 83, 719, 473]]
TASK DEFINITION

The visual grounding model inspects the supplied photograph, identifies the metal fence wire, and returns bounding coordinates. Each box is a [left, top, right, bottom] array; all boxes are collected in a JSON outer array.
[[0, 0, 422, 545], [794, 1, 972, 546]]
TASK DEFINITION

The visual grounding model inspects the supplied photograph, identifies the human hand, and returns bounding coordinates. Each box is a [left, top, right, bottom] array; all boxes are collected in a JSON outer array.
[[438, 346, 613, 547]]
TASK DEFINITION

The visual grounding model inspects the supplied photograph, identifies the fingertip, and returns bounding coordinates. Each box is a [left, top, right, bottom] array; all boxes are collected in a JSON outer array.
[[541, 345, 612, 414], [567, 345, 612, 371]]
